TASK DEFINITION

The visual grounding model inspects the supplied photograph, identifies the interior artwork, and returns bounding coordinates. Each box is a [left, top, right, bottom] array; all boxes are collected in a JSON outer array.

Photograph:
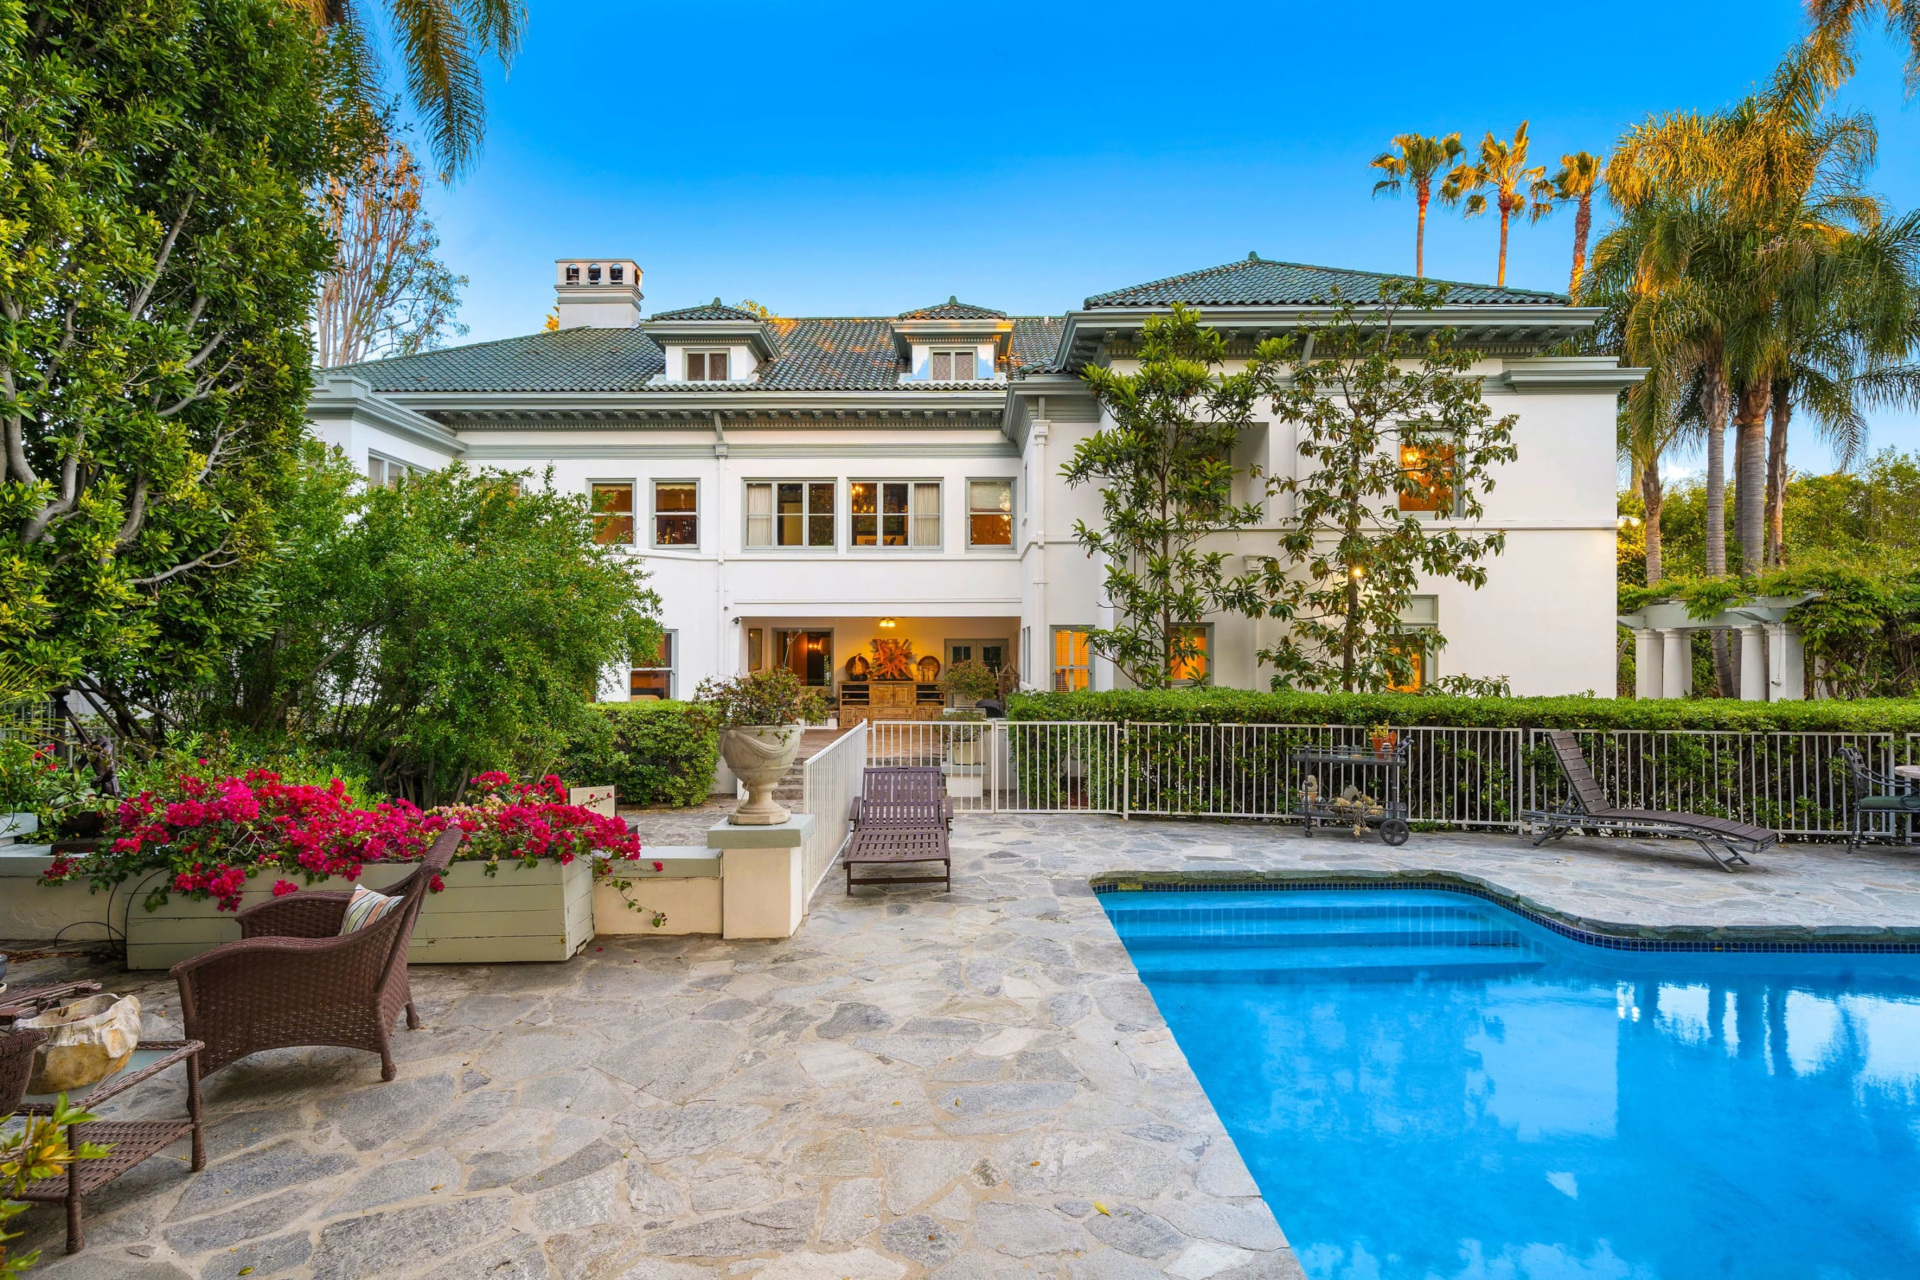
[[916, 655, 942, 682], [869, 638, 916, 681], [845, 653, 872, 680]]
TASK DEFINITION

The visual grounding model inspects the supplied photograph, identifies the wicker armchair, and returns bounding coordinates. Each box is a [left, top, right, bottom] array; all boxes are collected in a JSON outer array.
[[170, 828, 460, 1081]]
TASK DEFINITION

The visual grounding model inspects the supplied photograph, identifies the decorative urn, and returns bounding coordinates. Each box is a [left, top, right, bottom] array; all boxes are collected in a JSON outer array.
[[721, 726, 805, 825]]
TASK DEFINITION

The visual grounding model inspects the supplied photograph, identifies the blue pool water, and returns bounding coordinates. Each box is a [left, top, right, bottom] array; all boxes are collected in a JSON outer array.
[[1102, 887, 1920, 1280]]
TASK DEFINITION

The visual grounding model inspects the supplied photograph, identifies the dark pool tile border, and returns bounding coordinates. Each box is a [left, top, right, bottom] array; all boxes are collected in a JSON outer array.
[[1089, 871, 1920, 954]]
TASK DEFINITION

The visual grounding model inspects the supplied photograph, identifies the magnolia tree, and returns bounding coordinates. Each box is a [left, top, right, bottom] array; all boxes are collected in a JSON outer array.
[[0, 0, 365, 718], [1067, 305, 1264, 689], [1246, 283, 1518, 692]]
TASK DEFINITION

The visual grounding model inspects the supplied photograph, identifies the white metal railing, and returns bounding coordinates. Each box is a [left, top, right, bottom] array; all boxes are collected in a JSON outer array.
[[855, 719, 1902, 841], [798, 722, 867, 899]]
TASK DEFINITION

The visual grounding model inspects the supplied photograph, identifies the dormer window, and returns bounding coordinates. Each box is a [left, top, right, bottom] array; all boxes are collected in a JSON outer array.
[[588, 264, 602, 284], [930, 349, 976, 381], [610, 265, 624, 283], [565, 264, 580, 284], [686, 351, 731, 381]]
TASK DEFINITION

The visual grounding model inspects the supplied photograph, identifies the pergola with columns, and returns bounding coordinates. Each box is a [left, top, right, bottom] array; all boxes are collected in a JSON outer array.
[[1621, 596, 1813, 701]]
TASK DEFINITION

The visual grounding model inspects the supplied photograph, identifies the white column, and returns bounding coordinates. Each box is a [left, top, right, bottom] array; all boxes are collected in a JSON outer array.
[[1660, 629, 1690, 699], [1027, 420, 1049, 691], [1768, 623, 1806, 701], [1633, 628, 1663, 700], [1739, 625, 1768, 701]]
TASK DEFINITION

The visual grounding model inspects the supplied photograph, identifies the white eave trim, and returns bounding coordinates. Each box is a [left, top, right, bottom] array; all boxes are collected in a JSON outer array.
[[1499, 358, 1649, 392], [306, 374, 467, 456]]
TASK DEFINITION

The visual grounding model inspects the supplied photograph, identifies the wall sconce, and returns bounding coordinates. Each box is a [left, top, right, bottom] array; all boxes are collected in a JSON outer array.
[[878, 617, 897, 629]]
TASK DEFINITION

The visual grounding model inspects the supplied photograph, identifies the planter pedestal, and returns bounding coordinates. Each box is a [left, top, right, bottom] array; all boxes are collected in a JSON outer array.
[[709, 815, 813, 939]]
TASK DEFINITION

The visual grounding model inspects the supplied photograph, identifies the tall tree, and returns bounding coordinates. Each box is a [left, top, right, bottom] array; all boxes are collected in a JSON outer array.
[[1551, 151, 1606, 296], [1806, 1, 1920, 88], [1369, 132, 1464, 278], [314, 134, 468, 366], [295, 0, 525, 178], [1065, 305, 1264, 690], [1245, 283, 1518, 693], [1441, 122, 1555, 286], [0, 0, 362, 731]]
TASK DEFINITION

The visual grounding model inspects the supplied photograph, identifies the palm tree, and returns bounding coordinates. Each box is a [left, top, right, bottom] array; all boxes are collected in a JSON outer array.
[[1551, 152, 1605, 297], [1370, 133, 1464, 278], [1441, 122, 1555, 286], [295, 0, 526, 179], [1807, 1, 1916, 84]]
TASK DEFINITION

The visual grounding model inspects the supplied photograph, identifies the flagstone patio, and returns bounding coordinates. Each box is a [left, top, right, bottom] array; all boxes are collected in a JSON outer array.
[[8, 814, 1920, 1280]]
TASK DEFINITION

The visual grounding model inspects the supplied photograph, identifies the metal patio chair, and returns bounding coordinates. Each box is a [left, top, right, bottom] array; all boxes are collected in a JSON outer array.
[[1838, 746, 1920, 852]]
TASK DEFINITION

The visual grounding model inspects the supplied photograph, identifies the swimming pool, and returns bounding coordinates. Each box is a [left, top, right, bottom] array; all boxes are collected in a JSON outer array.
[[1101, 886, 1920, 1280]]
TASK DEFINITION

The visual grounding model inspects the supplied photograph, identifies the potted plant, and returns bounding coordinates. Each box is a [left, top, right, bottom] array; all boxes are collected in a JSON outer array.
[[1369, 722, 1399, 756], [691, 670, 828, 826], [940, 659, 1000, 711]]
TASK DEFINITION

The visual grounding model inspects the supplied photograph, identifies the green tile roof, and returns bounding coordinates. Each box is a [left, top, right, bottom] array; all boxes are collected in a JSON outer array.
[[1084, 254, 1567, 308], [340, 316, 1066, 394], [897, 297, 1007, 320]]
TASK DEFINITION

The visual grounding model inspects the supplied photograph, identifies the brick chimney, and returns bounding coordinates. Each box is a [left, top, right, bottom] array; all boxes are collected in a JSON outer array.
[[554, 259, 642, 329]]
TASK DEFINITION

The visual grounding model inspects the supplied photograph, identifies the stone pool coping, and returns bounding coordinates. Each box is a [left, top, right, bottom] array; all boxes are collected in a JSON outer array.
[[1090, 869, 1920, 953]]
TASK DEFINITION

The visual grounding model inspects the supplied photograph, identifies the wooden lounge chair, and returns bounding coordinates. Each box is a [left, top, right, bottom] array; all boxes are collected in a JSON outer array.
[[844, 766, 952, 894], [170, 828, 459, 1081], [1524, 729, 1778, 871]]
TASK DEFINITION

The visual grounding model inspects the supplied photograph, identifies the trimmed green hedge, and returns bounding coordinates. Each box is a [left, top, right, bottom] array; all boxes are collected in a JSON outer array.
[[562, 701, 719, 808], [1006, 688, 1920, 733]]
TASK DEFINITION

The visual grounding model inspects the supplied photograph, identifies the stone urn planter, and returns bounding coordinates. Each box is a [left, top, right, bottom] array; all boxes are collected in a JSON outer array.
[[721, 726, 804, 825]]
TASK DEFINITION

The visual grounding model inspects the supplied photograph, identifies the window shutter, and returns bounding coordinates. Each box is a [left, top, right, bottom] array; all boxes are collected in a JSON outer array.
[[686, 352, 705, 381], [931, 351, 951, 381], [952, 350, 975, 380]]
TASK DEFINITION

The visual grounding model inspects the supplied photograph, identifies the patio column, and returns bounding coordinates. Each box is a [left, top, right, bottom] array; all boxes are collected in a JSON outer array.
[[1739, 625, 1768, 701], [1767, 623, 1806, 700], [1660, 629, 1691, 698], [1633, 628, 1663, 700]]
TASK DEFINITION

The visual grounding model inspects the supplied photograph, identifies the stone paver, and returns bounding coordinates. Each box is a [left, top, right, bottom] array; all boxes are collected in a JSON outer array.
[[9, 813, 1920, 1279]]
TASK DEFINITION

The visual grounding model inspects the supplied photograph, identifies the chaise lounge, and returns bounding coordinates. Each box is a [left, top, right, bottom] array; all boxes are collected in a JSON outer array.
[[844, 766, 952, 894], [1524, 729, 1778, 871]]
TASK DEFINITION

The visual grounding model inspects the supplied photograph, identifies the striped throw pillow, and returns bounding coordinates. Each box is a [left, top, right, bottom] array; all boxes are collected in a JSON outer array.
[[339, 885, 403, 935]]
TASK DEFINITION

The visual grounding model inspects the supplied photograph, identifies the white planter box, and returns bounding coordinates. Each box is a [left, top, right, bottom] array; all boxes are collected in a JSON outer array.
[[946, 773, 984, 799], [123, 858, 595, 970]]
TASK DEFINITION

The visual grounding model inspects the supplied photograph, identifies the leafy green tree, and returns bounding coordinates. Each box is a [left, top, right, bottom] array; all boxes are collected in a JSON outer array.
[[1441, 122, 1555, 287], [1246, 282, 1518, 692], [1370, 132, 1464, 278], [0, 0, 363, 727], [1066, 305, 1264, 690], [195, 455, 663, 804]]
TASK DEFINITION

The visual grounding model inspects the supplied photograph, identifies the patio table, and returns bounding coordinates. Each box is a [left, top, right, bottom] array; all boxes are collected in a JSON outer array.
[[15, 1039, 205, 1254]]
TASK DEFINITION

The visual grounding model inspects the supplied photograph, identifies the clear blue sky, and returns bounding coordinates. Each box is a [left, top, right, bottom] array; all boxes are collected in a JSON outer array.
[[413, 0, 1920, 474]]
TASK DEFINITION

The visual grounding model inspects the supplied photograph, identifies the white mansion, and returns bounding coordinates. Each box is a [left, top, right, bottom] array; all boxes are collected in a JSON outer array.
[[307, 254, 1637, 705]]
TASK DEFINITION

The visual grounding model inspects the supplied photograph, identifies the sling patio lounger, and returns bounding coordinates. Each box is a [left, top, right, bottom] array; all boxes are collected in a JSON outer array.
[[844, 766, 952, 894], [1523, 729, 1778, 872]]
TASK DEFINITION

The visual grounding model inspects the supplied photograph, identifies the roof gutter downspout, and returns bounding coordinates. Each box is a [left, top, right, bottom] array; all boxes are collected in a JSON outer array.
[[713, 411, 731, 676]]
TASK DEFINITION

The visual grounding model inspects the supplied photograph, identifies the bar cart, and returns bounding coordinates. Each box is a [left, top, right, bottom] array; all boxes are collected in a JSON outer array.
[[1290, 738, 1411, 846]]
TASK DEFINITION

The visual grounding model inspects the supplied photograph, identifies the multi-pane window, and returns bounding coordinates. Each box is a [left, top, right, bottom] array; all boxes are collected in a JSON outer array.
[[367, 454, 418, 488], [1169, 624, 1210, 684], [686, 350, 731, 381], [1052, 628, 1091, 691], [947, 640, 1009, 672], [1398, 438, 1458, 514], [968, 479, 1013, 547], [745, 481, 836, 547], [590, 481, 635, 544], [930, 349, 977, 381], [653, 481, 697, 546], [850, 481, 940, 547], [1387, 596, 1438, 692], [630, 631, 675, 700]]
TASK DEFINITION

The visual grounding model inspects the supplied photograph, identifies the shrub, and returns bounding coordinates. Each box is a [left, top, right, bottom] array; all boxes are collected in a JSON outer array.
[[941, 660, 1001, 703], [1007, 687, 1920, 734], [690, 670, 827, 730], [562, 702, 719, 809]]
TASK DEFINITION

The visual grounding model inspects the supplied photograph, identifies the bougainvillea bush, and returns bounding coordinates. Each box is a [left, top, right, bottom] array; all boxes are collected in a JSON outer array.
[[42, 770, 437, 913], [438, 772, 641, 871], [40, 770, 647, 915]]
